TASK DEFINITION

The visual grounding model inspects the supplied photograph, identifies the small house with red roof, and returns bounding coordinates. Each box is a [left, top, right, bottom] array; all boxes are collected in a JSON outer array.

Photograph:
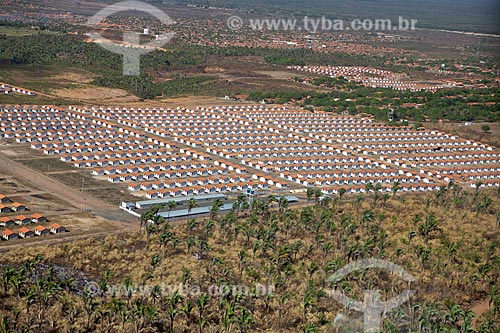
[[0, 216, 14, 227], [0, 204, 11, 213], [2, 229, 18, 240], [18, 227, 34, 239], [0, 194, 11, 204], [50, 223, 66, 234], [11, 202, 26, 212], [15, 215, 31, 225], [34, 225, 50, 236], [30, 213, 47, 223]]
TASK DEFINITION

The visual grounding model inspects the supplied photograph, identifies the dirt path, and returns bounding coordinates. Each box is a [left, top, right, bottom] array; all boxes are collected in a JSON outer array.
[[0, 152, 136, 224]]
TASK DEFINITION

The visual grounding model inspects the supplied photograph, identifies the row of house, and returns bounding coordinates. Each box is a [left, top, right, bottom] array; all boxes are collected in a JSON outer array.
[[235, 107, 499, 189], [2, 224, 65, 241], [289, 66, 446, 91], [0, 214, 46, 226], [0, 195, 28, 213], [322, 183, 443, 195], [2, 106, 286, 200], [96, 105, 452, 194], [4, 105, 496, 197], [0, 83, 37, 96], [143, 181, 273, 199]]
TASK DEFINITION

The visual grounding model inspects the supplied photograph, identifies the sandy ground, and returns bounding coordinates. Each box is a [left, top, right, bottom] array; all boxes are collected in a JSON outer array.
[[49, 72, 94, 84], [52, 86, 138, 102], [102, 95, 256, 108]]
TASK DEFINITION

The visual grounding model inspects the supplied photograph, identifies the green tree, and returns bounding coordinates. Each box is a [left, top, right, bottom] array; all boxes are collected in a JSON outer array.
[[481, 124, 491, 133], [187, 198, 199, 219]]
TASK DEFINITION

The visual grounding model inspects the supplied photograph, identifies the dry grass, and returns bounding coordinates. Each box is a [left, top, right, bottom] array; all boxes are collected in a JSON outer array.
[[0, 188, 498, 332], [51, 86, 137, 102], [426, 122, 500, 148]]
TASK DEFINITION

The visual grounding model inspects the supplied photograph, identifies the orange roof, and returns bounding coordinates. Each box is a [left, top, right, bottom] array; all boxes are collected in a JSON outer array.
[[19, 227, 31, 233], [15, 215, 28, 220], [12, 202, 25, 207], [0, 217, 13, 222], [51, 223, 62, 229], [34, 225, 47, 231], [31, 213, 44, 219], [3, 229, 14, 236]]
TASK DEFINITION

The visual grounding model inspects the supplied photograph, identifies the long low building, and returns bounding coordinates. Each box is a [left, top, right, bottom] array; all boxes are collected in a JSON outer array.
[[158, 203, 235, 219], [132, 193, 227, 210]]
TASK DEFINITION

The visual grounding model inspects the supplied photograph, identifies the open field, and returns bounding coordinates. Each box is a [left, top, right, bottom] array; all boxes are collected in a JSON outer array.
[[427, 122, 500, 148], [52, 86, 138, 102]]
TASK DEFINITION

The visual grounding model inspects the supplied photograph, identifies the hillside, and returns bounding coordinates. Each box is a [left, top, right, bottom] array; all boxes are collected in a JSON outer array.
[[1, 187, 499, 332]]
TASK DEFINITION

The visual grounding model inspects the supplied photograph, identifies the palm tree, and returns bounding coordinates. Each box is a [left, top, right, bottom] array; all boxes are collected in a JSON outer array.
[[353, 193, 363, 213], [182, 300, 195, 329], [0, 317, 13, 333], [186, 198, 199, 219], [235, 193, 248, 215], [83, 289, 98, 328], [9, 268, 25, 299], [97, 269, 113, 298], [391, 180, 400, 198], [490, 285, 500, 319], [210, 198, 224, 220], [418, 213, 440, 243], [237, 306, 253, 332], [307, 262, 319, 279], [150, 255, 160, 270], [1, 266, 16, 294], [267, 194, 277, 205], [164, 290, 183, 333], [338, 188, 347, 204], [278, 196, 288, 214], [149, 285, 162, 304], [313, 188, 322, 204], [145, 224, 156, 248], [140, 204, 162, 232], [166, 200, 177, 220], [152, 214, 165, 232], [306, 188, 315, 203], [196, 293, 210, 333], [159, 231, 173, 257], [477, 195, 492, 217], [320, 195, 331, 208], [365, 182, 374, 193], [303, 281, 317, 319]]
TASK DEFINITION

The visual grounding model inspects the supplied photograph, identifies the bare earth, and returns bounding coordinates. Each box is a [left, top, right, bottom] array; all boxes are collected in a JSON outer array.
[[52, 86, 138, 102]]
